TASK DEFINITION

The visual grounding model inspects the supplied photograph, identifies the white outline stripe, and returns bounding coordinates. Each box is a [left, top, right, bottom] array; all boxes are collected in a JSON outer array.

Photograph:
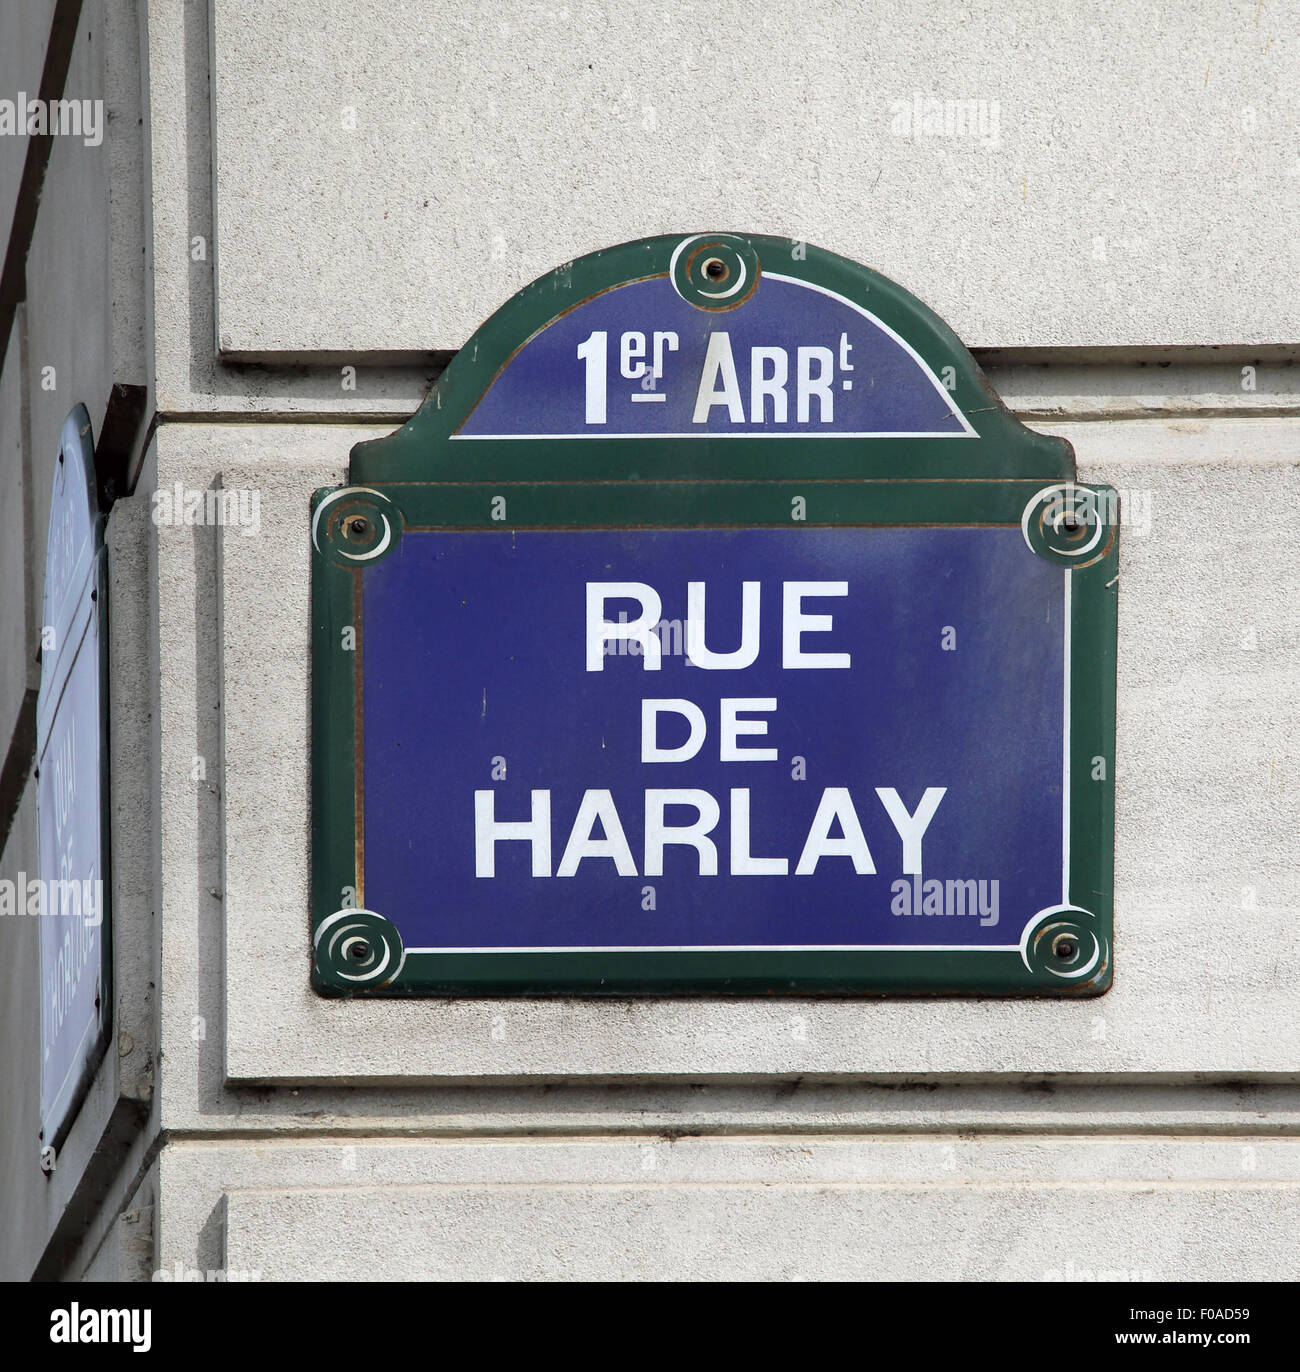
[[44, 1007, 100, 1126], [408, 944, 1018, 954], [453, 430, 967, 441], [1062, 570, 1071, 902], [765, 273, 976, 436], [399, 540, 1073, 961]]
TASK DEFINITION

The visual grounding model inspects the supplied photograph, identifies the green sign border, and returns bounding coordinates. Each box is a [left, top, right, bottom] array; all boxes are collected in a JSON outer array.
[[311, 233, 1117, 998]]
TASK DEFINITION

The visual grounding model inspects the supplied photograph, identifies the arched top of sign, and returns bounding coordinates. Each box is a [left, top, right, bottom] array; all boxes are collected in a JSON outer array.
[[350, 233, 1074, 484], [457, 267, 974, 440]]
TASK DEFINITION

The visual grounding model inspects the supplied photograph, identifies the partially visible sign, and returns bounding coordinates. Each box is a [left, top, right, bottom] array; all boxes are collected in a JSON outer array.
[[37, 406, 111, 1151], [312, 233, 1117, 997]]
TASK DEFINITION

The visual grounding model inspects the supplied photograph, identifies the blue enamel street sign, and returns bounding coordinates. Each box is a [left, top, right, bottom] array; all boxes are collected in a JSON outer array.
[[37, 406, 111, 1147], [311, 233, 1117, 996], [363, 527, 1063, 948]]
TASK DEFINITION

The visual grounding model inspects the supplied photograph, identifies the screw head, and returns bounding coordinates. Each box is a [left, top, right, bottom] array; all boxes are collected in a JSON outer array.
[[1052, 934, 1079, 961], [340, 935, 371, 963]]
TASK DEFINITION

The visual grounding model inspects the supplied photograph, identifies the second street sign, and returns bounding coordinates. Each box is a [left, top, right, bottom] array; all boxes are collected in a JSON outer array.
[[311, 233, 1117, 996]]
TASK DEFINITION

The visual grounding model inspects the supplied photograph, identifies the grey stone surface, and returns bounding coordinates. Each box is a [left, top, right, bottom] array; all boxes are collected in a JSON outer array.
[[24, 4, 112, 586], [21, 0, 148, 467], [210, 0, 1300, 357], [198, 1135, 1300, 1280], [103, 0, 150, 410], [153, 1078, 1300, 1140], [0, 1, 56, 262], [0, 790, 44, 1280], [106, 494, 158, 1108], [0, 315, 36, 764], [78, 1191, 154, 1282], [145, 2, 1300, 418], [224, 1182, 1300, 1281], [145, 0, 445, 417]]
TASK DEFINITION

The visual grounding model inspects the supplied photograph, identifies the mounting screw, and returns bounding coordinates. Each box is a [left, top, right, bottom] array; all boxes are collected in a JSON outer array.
[[341, 935, 371, 963], [1052, 933, 1079, 961]]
